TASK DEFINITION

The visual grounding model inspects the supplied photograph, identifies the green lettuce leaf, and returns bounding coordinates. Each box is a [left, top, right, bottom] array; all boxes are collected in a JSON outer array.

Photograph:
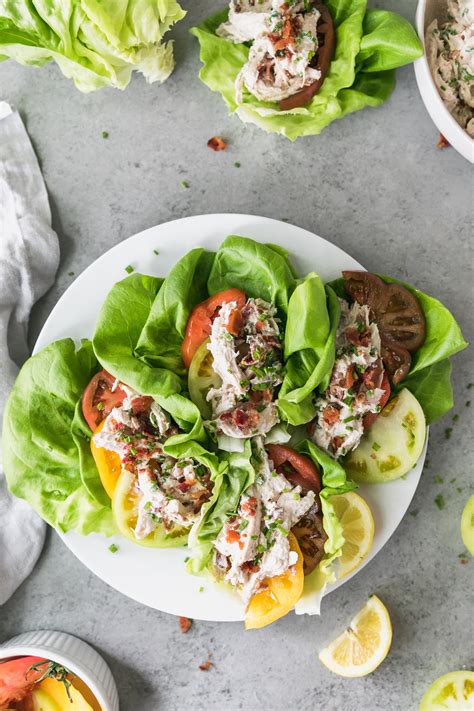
[[190, 2, 422, 139], [295, 439, 356, 613], [2, 338, 116, 535], [207, 235, 296, 316], [329, 275, 467, 422], [187, 444, 254, 574], [397, 359, 454, 424], [0, 0, 185, 92], [135, 248, 215, 377], [279, 279, 340, 424]]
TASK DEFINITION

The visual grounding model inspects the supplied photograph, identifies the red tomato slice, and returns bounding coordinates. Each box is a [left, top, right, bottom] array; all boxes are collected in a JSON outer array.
[[82, 369, 126, 431], [266, 445, 321, 494], [181, 288, 246, 368], [363, 371, 391, 429], [0, 656, 46, 706]]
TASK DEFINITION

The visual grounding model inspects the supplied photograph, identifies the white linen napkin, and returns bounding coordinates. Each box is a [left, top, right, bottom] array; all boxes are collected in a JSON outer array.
[[0, 102, 60, 605]]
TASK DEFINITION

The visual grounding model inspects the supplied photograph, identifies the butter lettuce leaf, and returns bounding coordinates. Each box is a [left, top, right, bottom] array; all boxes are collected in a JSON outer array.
[[190, 2, 422, 139], [2, 338, 116, 535], [0, 0, 185, 92], [207, 235, 296, 316], [279, 278, 340, 424]]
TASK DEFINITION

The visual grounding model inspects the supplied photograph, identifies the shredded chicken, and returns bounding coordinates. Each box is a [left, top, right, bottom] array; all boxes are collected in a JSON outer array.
[[213, 438, 315, 606], [310, 300, 387, 459], [426, 0, 474, 137]]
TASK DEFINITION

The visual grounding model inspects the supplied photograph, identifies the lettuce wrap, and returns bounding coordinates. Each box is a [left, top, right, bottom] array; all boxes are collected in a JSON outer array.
[[328, 275, 468, 423], [190, 2, 423, 139], [0, 0, 185, 92], [2, 274, 225, 540], [187, 435, 355, 615]]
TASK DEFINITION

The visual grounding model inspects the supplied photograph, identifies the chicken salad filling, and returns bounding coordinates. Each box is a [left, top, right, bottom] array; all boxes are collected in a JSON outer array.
[[93, 384, 212, 539], [213, 437, 316, 605], [218, 0, 322, 103], [206, 297, 284, 439], [426, 0, 474, 137], [309, 300, 388, 459]]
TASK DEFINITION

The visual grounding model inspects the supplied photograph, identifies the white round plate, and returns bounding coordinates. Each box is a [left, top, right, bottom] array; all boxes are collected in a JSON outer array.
[[35, 214, 426, 621]]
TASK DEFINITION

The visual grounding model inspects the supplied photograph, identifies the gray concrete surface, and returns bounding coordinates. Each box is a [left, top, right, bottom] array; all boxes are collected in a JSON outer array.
[[0, 1, 472, 710]]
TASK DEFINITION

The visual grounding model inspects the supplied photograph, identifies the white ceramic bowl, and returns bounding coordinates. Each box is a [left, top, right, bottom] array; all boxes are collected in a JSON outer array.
[[414, 0, 474, 163], [0, 630, 119, 711]]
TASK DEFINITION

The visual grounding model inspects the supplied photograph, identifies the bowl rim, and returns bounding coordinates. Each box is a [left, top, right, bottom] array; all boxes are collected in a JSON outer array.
[[414, 0, 474, 163], [0, 637, 115, 711]]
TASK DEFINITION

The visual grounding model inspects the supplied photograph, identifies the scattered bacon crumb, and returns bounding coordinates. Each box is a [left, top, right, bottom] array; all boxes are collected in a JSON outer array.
[[199, 656, 213, 671], [179, 616, 192, 633], [207, 136, 227, 151], [437, 133, 450, 149]]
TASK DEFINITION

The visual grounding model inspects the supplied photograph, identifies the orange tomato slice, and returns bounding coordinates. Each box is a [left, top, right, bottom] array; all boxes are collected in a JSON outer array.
[[245, 532, 304, 630], [90, 420, 122, 499]]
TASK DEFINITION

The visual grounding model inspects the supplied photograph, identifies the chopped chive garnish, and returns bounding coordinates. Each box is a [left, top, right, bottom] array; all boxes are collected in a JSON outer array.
[[238, 519, 249, 533], [372, 442, 381, 451], [101, 131, 109, 138], [96, 402, 104, 411], [153, 249, 159, 255], [180, 180, 189, 189], [108, 543, 118, 553], [125, 264, 134, 274], [234, 161, 241, 168], [434, 474, 443, 484], [434, 494, 445, 510]]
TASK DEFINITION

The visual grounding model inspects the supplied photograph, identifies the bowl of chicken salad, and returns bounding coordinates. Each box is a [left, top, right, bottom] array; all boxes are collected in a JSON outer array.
[[190, 0, 423, 139], [2, 215, 467, 626], [414, 0, 474, 161]]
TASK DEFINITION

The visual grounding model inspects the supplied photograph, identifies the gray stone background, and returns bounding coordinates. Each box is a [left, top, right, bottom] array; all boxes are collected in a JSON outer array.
[[0, 1, 472, 709]]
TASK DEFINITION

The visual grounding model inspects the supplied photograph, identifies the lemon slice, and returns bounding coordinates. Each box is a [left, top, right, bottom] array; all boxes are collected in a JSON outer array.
[[419, 671, 474, 710], [461, 495, 474, 556], [331, 491, 374, 578], [319, 595, 392, 677]]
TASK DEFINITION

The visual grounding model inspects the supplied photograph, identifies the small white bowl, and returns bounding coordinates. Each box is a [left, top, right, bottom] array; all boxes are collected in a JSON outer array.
[[414, 0, 474, 163], [0, 630, 119, 711]]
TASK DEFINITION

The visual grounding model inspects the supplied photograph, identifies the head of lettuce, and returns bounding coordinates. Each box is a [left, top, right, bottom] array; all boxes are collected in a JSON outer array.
[[0, 0, 185, 92], [190, 1, 423, 140]]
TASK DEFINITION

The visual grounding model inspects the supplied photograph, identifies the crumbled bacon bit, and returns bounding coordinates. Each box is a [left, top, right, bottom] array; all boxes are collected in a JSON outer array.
[[242, 561, 261, 574], [323, 405, 340, 425], [179, 616, 192, 633], [345, 366, 356, 389], [199, 656, 213, 671], [437, 133, 450, 149], [207, 136, 227, 151], [241, 496, 258, 516], [226, 528, 241, 544]]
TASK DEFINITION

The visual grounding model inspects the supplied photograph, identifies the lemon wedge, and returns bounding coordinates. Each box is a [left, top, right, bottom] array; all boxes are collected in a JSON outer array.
[[319, 594, 392, 677], [331, 491, 374, 578], [419, 671, 474, 710], [461, 495, 474, 556]]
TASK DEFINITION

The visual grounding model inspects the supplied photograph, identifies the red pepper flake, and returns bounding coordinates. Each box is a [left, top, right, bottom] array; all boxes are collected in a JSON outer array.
[[437, 133, 450, 149], [179, 616, 192, 633], [199, 656, 213, 671], [207, 136, 227, 152]]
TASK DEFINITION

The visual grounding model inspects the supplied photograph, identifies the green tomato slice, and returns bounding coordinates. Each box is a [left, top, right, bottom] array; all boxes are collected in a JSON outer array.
[[419, 671, 474, 710], [188, 338, 221, 419], [344, 389, 426, 484], [112, 469, 189, 548], [461, 495, 474, 557]]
